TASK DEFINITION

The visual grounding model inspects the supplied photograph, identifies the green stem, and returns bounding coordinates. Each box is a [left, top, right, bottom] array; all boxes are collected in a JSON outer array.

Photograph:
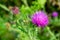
[[9, 11, 13, 21], [54, 17, 58, 22], [28, 32, 33, 40], [46, 26, 57, 40]]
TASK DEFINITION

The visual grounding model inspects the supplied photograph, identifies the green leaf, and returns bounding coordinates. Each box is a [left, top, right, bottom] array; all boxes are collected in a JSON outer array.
[[37, 0, 46, 5], [0, 4, 9, 11], [37, 0, 46, 8]]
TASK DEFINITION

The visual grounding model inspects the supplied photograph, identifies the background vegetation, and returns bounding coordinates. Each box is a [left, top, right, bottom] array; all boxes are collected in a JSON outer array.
[[0, 0, 60, 40]]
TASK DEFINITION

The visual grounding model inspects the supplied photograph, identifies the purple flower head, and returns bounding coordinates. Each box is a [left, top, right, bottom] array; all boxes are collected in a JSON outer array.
[[31, 11, 49, 27], [12, 6, 19, 14], [52, 11, 58, 17]]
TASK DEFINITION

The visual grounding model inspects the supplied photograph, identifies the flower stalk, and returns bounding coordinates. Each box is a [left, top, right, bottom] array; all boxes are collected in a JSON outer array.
[[46, 26, 57, 40]]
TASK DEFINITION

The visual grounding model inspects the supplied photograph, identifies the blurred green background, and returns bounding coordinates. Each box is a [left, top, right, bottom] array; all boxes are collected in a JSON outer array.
[[0, 0, 60, 40]]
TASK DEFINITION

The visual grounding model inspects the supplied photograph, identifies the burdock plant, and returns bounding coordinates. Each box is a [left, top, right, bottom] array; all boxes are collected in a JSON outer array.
[[11, 6, 19, 14], [52, 11, 58, 17], [52, 11, 58, 26], [31, 11, 49, 27], [31, 10, 57, 40]]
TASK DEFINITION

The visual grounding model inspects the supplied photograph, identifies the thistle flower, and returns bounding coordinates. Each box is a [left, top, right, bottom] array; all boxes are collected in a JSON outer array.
[[31, 11, 49, 27], [11, 6, 19, 14], [52, 11, 58, 17]]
